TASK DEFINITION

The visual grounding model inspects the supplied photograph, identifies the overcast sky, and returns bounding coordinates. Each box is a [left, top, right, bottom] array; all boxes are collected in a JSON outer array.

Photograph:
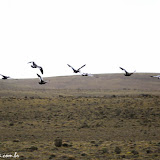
[[0, 0, 160, 79]]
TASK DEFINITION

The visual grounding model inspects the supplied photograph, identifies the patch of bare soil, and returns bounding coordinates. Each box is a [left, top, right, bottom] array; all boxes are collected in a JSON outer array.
[[0, 94, 160, 159]]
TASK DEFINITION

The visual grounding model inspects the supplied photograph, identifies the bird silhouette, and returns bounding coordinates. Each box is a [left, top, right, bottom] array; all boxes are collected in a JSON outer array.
[[120, 67, 136, 76], [28, 61, 43, 74], [37, 74, 47, 84], [81, 73, 93, 77], [0, 74, 10, 80], [67, 64, 86, 73], [150, 75, 160, 79]]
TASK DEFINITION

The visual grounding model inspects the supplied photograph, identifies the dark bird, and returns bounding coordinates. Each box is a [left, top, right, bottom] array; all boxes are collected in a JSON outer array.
[[0, 74, 10, 80], [67, 64, 86, 73], [28, 61, 43, 74], [150, 75, 160, 79], [37, 74, 47, 85], [120, 67, 136, 76]]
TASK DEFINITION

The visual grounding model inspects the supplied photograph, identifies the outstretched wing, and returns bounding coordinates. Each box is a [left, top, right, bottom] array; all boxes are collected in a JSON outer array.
[[40, 67, 43, 74], [119, 67, 128, 73], [28, 61, 37, 67], [37, 66, 43, 74], [28, 61, 34, 64], [82, 73, 93, 77], [37, 74, 43, 81], [0, 74, 9, 79], [67, 64, 76, 71], [28, 61, 33, 64], [78, 64, 86, 71], [81, 73, 88, 76], [151, 75, 160, 78]]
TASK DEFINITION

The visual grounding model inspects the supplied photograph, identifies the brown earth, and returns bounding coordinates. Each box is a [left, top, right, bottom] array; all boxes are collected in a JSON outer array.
[[0, 73, 160, 160]]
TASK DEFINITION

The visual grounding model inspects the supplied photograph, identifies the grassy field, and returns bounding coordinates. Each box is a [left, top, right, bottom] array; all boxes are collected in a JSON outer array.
[[0, 73, 160, 159]]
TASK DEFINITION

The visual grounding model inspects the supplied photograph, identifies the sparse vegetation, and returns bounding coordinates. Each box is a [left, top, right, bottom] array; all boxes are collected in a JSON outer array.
[[0, 74, 160, 159], [54, 138, 62, 147]]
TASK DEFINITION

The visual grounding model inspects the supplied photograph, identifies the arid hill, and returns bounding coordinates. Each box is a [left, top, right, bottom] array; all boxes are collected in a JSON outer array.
[[0, 73, 160, 97]]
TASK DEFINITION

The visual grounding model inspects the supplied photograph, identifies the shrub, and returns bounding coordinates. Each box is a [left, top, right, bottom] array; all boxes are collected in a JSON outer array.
[[54, 137, 62, 147]]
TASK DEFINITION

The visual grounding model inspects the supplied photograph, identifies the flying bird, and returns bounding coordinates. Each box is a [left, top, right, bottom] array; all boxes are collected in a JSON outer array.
[[81, 73, 93, 77], [67, 64, 86, 73], [120, 67, 136, 76], [0, 74, 10, 80], [37, 74, 47, 85], [150, 75, 160, 79], [28, 61, 43, 74]]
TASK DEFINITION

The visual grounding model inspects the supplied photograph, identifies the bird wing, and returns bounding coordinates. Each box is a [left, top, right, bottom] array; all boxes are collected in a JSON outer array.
[[33, 62, 37, 66], [40, 67, 43, 74], [81, 73, 88, 76], [78, 64, 86, 71], [28, 61, 38, 67], [119, 67, 128, 73], [0, 74, 8, 78], [37, 74, 43, 81], [82, 73, 93, 77], [67, 64, 72, 68], [28, 61, 35, 65], [151, 75, 160, 78], [67, 64, 75, 71], [37, 66, 43, 74]]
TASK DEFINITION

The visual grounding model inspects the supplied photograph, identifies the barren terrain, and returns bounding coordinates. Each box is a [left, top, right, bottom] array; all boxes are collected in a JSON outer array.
[[0, 73, 160, 160]]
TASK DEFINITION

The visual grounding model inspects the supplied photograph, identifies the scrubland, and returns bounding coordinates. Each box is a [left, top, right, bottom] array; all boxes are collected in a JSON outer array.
[[0, 73, 160, 159]]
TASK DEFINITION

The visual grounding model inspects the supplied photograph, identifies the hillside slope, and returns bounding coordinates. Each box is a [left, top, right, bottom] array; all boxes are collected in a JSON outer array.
[[0, 73, 160, 97]]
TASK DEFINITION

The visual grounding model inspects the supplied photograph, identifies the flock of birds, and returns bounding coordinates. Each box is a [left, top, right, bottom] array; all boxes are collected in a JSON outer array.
[[0, 61, 160, 85]]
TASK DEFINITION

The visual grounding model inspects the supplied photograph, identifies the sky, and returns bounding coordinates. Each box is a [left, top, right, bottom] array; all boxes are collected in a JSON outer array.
[[0, 0, 160, 79]]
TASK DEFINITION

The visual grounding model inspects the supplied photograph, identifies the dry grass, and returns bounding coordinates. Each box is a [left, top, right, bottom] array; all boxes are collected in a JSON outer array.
[[0, 95, 160, 159], [0, 73, 160, 159]]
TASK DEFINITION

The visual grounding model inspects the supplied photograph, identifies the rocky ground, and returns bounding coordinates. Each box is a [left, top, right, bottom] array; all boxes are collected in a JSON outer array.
[[0, 93, 160, 160]]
